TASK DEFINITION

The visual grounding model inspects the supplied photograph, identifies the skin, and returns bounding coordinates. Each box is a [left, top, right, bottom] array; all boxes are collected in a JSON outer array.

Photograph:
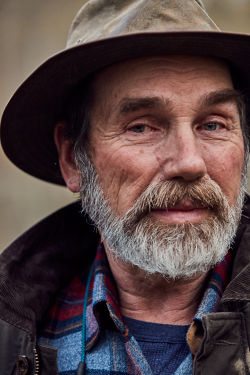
[[55, 55, 244, 324]]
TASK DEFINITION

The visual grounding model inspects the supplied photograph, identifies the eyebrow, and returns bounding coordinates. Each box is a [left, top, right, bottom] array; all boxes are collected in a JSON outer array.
[[118, 89, 243, 115], [119, 97, 165, 114], [200, 88, 243, 109]]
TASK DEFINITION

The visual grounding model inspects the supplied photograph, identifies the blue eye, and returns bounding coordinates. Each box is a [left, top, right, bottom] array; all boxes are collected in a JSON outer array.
[[203, 122, 219, 131], [130, 125, 147, 133]]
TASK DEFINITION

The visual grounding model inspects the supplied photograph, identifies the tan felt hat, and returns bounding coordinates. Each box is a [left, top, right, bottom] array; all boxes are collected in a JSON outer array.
[[1, 0, 250, 185]]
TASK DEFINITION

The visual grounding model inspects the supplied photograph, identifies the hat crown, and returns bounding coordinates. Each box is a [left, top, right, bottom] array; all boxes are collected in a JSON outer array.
[[67, 0, 219, 48]]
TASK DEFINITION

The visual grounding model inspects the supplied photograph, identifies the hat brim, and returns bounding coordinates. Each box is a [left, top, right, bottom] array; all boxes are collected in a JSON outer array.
[[1, 31, 250, 185]]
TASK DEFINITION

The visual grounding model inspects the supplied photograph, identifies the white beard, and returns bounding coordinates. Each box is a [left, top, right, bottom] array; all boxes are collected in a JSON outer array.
[[77, 151, 246, 280]]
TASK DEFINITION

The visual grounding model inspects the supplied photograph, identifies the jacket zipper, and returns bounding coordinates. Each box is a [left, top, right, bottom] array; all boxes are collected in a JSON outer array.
[[33, 347, 40, 375]]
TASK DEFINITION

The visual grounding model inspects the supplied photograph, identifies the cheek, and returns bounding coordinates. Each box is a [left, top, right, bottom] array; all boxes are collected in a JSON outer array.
[[92, 146, 160, 213], [206, 145, 244, 205]]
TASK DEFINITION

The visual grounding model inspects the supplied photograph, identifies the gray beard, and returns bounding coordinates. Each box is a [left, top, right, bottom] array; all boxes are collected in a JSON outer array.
[[76, 150, 246, 280]]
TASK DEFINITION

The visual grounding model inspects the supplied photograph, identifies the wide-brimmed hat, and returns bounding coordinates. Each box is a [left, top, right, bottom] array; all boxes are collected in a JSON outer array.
[[1, 0, 250, 185]]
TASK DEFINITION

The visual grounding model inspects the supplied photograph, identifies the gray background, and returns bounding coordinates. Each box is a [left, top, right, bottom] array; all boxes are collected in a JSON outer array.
[[1, 0, 250, 251]]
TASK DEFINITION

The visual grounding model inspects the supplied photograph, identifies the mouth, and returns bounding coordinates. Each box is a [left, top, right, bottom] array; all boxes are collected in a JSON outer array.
[[151, 199, 211, 224]]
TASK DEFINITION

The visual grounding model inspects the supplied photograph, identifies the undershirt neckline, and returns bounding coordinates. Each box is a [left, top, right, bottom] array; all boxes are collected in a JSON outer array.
[[123, 316, 190, 343]]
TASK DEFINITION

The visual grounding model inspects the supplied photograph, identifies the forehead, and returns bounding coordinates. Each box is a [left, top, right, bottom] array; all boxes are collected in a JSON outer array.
[[91, 55, 234, 110]]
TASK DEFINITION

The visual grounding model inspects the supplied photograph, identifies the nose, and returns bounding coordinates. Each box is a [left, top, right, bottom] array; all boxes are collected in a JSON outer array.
[[159, 126, 207, 181]]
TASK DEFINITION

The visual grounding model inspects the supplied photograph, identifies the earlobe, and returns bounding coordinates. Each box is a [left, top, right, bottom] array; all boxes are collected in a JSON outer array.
[[54, 122, 81, 192]]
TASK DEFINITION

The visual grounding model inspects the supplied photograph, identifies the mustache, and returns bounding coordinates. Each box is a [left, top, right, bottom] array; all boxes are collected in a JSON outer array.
[[124, 177, 229, 223]]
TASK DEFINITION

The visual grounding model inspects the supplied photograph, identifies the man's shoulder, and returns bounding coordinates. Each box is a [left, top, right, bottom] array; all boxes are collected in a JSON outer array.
[[0, 201, 99, 286], [1, 201, 98, 259], [0, 202, 99, 335]]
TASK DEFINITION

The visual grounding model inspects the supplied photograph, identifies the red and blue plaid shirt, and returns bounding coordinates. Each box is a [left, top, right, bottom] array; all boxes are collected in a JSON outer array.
[[39, 243, 232, 375]]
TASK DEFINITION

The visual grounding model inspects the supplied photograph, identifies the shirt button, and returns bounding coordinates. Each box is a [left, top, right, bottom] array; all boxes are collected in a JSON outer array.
[[16, 355, 29, 375]]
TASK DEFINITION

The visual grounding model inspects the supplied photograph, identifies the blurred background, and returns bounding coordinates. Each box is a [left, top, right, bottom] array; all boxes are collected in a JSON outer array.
[[1, 0, 250, 251]]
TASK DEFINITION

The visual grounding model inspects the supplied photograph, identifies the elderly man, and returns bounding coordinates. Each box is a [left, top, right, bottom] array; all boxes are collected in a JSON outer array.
[[0, 1, 249, 374]]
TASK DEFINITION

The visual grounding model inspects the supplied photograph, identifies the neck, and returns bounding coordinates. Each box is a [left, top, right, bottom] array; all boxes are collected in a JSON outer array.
[[104, 243, 208, 325]]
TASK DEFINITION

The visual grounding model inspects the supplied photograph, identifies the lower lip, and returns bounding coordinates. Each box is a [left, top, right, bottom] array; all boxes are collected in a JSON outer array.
[[151, 208, 210, 224]]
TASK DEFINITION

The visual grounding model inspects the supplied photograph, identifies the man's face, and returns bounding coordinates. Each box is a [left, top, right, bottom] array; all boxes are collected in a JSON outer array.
[[66, 55, 246, 278], [88, 55, 244, 221]]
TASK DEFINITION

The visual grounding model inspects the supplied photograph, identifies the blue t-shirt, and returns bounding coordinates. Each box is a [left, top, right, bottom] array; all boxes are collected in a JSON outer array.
[[124, 316, 190, 375]]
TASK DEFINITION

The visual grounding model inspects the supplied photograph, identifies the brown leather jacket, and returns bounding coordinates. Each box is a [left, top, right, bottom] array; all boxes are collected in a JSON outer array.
[[0, 201, 249, 375]]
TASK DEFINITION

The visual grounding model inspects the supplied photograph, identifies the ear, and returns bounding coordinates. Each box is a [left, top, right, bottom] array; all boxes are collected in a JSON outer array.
[[54, 121, 81, 192]]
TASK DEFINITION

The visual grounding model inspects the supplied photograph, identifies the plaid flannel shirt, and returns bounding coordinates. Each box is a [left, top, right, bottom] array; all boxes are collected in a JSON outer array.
[[39, 243, 232, 375]]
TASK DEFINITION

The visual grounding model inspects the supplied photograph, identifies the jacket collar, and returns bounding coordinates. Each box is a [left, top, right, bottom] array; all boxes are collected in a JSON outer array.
[[0, 202, 99, 337], [220, 196, 250, 305]]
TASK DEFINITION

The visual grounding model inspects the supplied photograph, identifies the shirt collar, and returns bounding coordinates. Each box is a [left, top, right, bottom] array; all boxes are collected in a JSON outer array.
[[86, 243, 128, 350], [194, 250, 232, 321], [86, 243, 232, 349]]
